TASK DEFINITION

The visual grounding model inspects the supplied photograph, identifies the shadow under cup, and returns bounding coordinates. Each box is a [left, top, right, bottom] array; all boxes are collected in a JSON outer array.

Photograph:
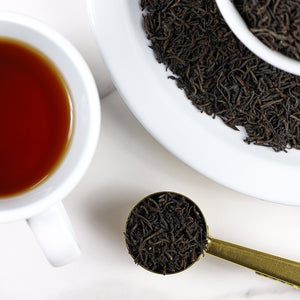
[[0, 14, 100, 222]]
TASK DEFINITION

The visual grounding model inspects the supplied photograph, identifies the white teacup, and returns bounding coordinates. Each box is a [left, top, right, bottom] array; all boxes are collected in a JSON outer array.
[[0, 13, 100, 266]]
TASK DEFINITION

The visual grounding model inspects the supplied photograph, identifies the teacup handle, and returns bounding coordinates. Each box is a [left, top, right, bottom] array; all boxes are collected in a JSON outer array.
[[27, 201, 81, 267]]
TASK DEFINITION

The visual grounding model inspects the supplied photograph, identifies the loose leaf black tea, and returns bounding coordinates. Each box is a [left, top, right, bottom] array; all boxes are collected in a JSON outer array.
[[234, 0, 300, 61], [125, 192, 207, 275], [141, 0, 300, 152]]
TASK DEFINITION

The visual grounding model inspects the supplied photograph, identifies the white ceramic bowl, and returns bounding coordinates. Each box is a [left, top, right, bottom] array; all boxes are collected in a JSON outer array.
[[88, 0, 300, 206], [215, 0, 300, 76]]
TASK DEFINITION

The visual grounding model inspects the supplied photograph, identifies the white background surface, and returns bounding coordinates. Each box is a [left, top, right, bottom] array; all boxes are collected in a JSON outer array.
[[0, 1, 300, 299]]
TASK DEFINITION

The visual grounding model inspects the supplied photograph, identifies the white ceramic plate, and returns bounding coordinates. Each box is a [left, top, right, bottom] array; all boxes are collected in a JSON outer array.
[[88, 0, 300, 206]]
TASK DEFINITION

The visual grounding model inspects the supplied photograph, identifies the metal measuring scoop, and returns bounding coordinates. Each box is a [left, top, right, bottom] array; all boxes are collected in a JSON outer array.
[[125, 192, 300, 288]]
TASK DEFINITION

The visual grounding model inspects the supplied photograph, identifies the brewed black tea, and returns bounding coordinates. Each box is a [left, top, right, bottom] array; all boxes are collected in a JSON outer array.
[[0, 38, 73, 197]]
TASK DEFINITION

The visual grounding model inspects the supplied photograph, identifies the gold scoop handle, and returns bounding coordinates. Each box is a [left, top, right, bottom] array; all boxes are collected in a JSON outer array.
[[206, 238, 300, 289]]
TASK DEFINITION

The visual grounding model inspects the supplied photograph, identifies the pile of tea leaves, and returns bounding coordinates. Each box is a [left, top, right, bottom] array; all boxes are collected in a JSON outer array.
[[141, 0, 300, 152], [234, 0, 300, 61], [125, 192, 207, 275]]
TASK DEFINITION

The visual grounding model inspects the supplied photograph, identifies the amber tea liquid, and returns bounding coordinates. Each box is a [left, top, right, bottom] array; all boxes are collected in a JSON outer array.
[[0, 38, 73, 197]]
